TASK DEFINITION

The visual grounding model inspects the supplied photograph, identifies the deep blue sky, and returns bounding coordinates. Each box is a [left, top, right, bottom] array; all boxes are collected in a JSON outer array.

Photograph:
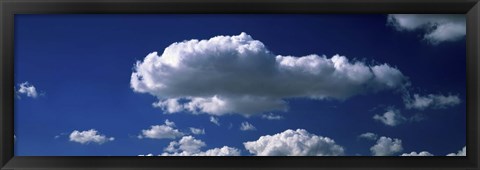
[[14, 14, 466, 156]]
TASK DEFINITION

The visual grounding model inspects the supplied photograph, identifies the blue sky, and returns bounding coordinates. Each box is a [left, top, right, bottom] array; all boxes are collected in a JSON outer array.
[[14, 14, 466, 156]]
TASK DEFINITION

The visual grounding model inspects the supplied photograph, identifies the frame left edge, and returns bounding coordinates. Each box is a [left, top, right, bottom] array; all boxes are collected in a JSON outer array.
[[0, 0, 15, 169]]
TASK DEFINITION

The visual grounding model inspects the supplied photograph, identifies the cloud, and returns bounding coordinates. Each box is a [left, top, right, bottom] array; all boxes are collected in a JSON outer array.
[[240, 121, 256, 131], [358, 132, 378, 140], [16, 82, 39, 98], [189, 127, 205, 135], [164, 119, 176, 127], [404, 93, 461, 110], [373, 109, 407, 126], [153, 98, 183, 114], [138, 120, 184, 139], [69, 129, 114, 144], [161, 136, 241, 156], [209, 116, 220, 126], [243, 129, 345, 156], [401, 151, 434, 156], [138, 153, 154, 156], [130, 33, 408, 116], [447, 146, 466, 156], [261, 113, 283, 120], [370, 136, 403, 156], [387, 14, 466, 44]]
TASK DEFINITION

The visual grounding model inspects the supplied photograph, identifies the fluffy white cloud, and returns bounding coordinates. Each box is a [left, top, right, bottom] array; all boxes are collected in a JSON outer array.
[[153, 98, 183, 114], [138, 120, 184, 139], [388, 14, 465, 44], [261, 113, 283, 120], [447, 146, 466, 156], [373, 109, 407, 126], [161, 136, 241, 156], [240, 121, 256, 131], [401, 151, 434, 156], [16, 82, 38, 98], [69, 129, 114, 144], [189, 127, 205, 135], [404, 93, 461, 110], [243, 129, 345, 156], [370, 136, 403, 156], [130, 33, 408, 116], [210, 116, 220, 126], [358, 132, 378, 140]]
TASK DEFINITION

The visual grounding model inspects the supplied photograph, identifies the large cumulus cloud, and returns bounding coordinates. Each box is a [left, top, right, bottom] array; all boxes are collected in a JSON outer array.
[[243, 129, 345, 156], [131, 33, 408, 116]]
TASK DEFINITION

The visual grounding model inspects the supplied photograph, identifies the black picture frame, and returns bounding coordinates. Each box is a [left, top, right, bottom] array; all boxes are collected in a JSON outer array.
[[1, 0, 479, 169]]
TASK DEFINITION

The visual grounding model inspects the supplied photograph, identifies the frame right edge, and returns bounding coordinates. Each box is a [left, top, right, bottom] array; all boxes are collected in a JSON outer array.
[[467, 1, 480, 169]]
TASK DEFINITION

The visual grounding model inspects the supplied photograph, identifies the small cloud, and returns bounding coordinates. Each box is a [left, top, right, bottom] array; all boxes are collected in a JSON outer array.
[[404, 93, 461, 110], [370, 136, 403, 156], [138, 153, 154, 156], [189, 127, 205, 135], [240, 121, 256, 131], [409, 113, 427, 122], [138, 120, 184, 139], [401, 151, 433, 156], [373, 109, 407, 126], [160, 136, 241, 156], [153, 98, 183, 114], [387, 14, 465, 45], [69, 129, 114, 144], [16, 82, 39, 99], [164, 119, 176, 127], [243, 129, 344, 156], [447, 146, 466, 156], [210, 116, 220, 126], [358, 132, 378, 141], [261, 113, 283, 120]]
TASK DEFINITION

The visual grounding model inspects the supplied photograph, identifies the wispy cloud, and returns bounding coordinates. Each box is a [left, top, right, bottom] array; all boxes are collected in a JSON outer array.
[[16, 82, 39, 99], [239, 121, 256, 131], [404, 93, 461, 110], [387, 14, 465, 45], [358, 132, 378, 141], [373, 109, 407, 126], [209, 116, 220, 126], [189, 127, 205, 135], [261, 113, 283, 120]]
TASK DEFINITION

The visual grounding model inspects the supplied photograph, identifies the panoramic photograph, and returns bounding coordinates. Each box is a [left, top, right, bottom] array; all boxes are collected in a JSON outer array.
[[14, 14, 466, 156]]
